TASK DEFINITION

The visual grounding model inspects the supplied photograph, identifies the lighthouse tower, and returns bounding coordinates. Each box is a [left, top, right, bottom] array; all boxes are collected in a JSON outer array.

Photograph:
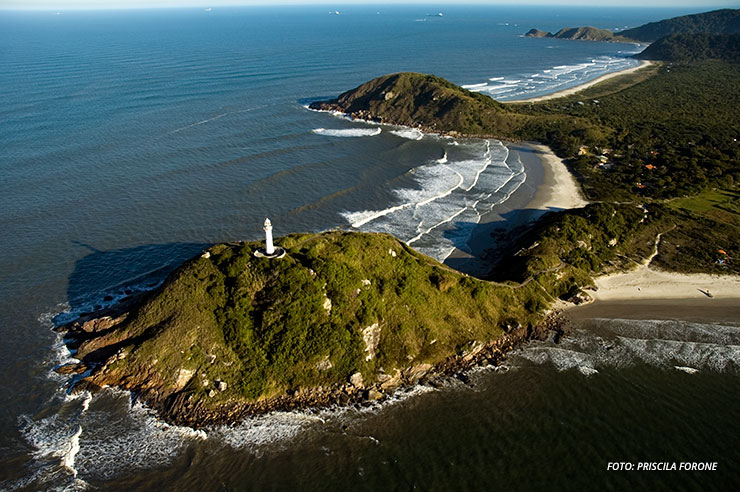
[[254, 217, 285, 258], [264, 218, 274, 255]]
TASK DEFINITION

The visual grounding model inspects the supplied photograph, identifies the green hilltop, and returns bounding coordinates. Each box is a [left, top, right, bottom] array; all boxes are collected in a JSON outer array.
[[620, 8, 740, 42], [63, 231, 575, 425], [309, 72, 527, 137]]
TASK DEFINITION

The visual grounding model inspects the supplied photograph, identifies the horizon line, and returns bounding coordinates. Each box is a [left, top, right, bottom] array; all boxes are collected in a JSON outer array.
[[1, 3, 734, 13]]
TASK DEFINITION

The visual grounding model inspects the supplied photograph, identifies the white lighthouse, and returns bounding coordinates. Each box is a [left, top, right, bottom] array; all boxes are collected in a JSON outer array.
[[254, 217, 285, 258], [264, 218, 274, 255]]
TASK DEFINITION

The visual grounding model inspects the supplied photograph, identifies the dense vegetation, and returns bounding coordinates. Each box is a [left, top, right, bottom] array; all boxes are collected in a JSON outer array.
[[637, 33, 740, 62], [620, 8, 740, 42], [513, 60, 740, 200], [87, 232, 557, 404], [525, 9, 739, 44], [492, 203, 658, 285], [496, 198, 740, 283]]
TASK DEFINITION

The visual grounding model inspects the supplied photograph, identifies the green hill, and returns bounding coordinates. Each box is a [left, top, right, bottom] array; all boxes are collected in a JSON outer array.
[[60, 231, 568, 426], [526, 9, 740, 44], [637, 33, 740, 62], [309, 72, 527, 137], [621, 8, 740, 42]]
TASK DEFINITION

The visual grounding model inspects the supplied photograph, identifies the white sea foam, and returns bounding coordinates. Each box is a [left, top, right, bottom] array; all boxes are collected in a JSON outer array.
[[312, 127, 382, 137], [341, 139, 522, 261], [212, 411, 322, 451], [514, 319, 740, 375], [61, 426, 82, 476], [462, 82, 489, 89], [70, 391, 207, 480], [390, 128, 424, 140], [463, 56, 639, 101]]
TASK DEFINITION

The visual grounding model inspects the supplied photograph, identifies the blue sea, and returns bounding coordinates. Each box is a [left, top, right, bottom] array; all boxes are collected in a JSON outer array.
[[1, 5, 738, 491]]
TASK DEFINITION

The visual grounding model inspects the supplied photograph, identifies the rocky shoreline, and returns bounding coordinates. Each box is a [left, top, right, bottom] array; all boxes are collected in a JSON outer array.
[[307, 101, 517, 143], [55, 292, 568, 428]]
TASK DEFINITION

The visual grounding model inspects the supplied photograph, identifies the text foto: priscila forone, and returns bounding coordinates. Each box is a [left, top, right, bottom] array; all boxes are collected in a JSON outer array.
[[607, 462, 718, 471]]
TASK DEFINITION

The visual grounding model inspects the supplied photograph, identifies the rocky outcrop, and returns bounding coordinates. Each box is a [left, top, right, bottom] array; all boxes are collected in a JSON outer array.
[[525, 26, 627, 42], [52, 231, 575, 428]]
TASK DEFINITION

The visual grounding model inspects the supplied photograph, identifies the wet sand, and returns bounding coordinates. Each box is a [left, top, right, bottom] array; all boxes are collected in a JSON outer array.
[[567, 298, 740, 324], [446, 141, 587, 276]]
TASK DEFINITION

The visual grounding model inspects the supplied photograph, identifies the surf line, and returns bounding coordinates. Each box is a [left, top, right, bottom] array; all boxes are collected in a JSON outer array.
[[407, 152, 524, 247], [350, 160, 465, 229]]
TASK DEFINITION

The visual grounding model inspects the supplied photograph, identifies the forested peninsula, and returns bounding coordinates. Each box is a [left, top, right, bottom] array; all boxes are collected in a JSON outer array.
[[57, 10, 740, 426]]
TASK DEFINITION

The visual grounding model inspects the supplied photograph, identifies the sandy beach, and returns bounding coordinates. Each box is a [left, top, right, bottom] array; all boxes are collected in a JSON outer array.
[[507, 60, 654, 103], [525, 143, 588, 211], [568, 241, 740, 322], [446, 142, 587, 275]]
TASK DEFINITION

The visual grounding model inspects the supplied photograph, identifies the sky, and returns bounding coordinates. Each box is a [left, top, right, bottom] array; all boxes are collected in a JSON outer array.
[[1, 0, 738, 11]]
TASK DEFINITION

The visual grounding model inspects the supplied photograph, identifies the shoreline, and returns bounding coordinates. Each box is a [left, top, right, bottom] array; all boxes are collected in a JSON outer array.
[[506, 60, 654, 103], [567, 266, 740, 324], [446, 141, 587, 276]]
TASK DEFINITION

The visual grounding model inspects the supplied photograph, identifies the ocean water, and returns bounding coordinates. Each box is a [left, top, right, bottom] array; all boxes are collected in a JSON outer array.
[[1, 5, 737, 490]]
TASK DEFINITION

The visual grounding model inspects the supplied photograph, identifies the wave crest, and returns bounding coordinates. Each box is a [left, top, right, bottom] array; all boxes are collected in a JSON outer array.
[[312, 127, 381, 137]]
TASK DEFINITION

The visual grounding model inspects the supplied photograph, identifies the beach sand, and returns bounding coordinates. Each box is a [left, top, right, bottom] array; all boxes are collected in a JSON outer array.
[[507, 60, 654, 103], [567, 263, 740, 323]]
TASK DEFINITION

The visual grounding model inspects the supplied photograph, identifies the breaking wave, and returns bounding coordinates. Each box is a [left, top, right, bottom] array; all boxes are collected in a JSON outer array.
[[341, 138, 525, 261], [513, 318, 740, 375], [390, 128, 424, 140], [462, 52, 642, 101], [312, 127, 382, 137]]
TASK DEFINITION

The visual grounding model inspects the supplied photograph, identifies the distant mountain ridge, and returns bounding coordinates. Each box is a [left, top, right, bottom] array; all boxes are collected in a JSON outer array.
[[525, 8, 740, 43], [637, 33, 740, 62], [620, 8, 740, 42], [525, 26, 626, 42]]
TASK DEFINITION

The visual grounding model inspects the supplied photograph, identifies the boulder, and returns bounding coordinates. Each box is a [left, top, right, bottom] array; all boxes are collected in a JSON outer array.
[[350, 372, 364, 389]]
